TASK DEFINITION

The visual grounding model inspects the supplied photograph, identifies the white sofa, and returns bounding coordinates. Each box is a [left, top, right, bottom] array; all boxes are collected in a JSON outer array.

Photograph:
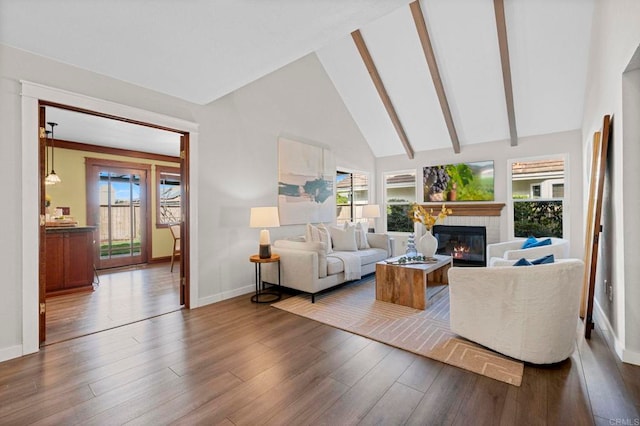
[[486, 237, 569, 263], [448, 258, 584, 364], [262, 233, 392, 302]]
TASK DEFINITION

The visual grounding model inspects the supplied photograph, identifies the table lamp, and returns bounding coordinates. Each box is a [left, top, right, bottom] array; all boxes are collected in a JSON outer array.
[[362, 204, 381, 232], [250, 206, 280, 258]]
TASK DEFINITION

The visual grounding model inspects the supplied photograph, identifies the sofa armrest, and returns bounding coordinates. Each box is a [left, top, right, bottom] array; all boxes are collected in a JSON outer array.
[[486, 239, 525, 259], [503, 240, 570, 260], [263, 246, 320, 289], [366, 233, 392, 257], [273, 239, 327, 278]]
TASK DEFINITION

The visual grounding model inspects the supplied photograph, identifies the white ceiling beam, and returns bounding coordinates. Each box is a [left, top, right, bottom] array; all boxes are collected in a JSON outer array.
[[493, 0, 518, 146], [410, 1, 460, 154], [351, 29, 415, 159]]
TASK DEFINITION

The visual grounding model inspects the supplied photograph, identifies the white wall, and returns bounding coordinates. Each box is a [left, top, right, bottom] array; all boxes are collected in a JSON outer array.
[[375, 130, 584, 258], [194, 53, 376, 303], [0, 44, 374, 361], [581, 0, 640, 364]]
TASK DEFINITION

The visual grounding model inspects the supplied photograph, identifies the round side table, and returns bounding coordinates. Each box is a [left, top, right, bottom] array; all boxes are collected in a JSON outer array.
[[249, 254, 281, 303]]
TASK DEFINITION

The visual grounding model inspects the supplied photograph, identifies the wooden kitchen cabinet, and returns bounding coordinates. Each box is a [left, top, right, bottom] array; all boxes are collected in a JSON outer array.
[[45, 227, 96, 296]]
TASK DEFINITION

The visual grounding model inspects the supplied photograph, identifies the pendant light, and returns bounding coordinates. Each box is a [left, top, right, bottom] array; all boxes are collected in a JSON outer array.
[[44, 122, 61, 185]]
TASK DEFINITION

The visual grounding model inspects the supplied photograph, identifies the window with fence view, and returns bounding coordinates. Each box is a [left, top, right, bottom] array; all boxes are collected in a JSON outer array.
[[511, 157, 565, 238]]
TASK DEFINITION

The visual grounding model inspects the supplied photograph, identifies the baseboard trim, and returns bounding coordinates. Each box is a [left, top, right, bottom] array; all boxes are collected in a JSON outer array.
[[594, 300, 640, 366], [198, 284, 254, 307], [148, 256, 171, 264], [0, 344, 24, 363]]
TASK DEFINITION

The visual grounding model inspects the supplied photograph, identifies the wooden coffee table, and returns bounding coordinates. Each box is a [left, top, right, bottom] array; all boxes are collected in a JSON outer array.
[[375, 254, 452, 310]]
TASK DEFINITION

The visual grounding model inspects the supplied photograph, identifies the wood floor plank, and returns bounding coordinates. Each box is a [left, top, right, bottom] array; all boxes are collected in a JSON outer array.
[[513, 365, 548, 425], [405, 365, 477, 425], [544, 350, 595, 425], [313, 347, 417, 425], [499, 384, 519, 426], [358, 382, 424, 425], [263, 376, 349, 426], [452, 375, 510, 425], [1, 270, 639, 426], [171, 344, 325, 425], [85, 372, 242, 425], [579, 327, 640, 421], [0, 384, 95, 425], [397, 355, 444, 393], [328, 340, 393, 387], [228, 333, 372, 425], [308, 326, 354, 352], [34, 368, 180, 425], [46, 263, 182, 344]]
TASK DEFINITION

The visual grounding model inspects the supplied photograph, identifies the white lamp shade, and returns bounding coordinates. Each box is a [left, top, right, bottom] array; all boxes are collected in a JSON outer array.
[[362, 204, 381, 218], [249, 207, 280, 228]]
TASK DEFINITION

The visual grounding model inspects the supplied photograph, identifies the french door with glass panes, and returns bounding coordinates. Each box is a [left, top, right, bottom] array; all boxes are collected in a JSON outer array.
[[86, 159, 151, 269]]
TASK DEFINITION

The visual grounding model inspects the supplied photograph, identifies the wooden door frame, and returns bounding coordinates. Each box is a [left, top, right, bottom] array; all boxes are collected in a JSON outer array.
[[22, 82, 199, 355], [29, 91, 196, 348], [38, 106, 47, 344], [180, 134, 190, 306], [85, 158, 152, 269]]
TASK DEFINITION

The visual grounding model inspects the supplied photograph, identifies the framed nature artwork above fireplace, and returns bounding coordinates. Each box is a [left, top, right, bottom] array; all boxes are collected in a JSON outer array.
[[423, 160, 494, 202]]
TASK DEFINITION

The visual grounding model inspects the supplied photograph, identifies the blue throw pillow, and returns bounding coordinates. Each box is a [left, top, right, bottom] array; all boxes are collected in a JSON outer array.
[[513, 258, 532, 266], [527, 238, 552, 248], [531, 254, 555, 265], [521, 236, 538, 249]]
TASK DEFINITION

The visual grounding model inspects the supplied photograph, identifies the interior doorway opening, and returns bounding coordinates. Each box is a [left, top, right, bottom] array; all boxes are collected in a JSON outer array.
[[38, 102, 191, 346]]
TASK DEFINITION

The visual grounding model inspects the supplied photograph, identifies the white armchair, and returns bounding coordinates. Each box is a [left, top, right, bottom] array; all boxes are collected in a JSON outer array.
[[448, 259, 584, 364], [487, 237, 569, 263]]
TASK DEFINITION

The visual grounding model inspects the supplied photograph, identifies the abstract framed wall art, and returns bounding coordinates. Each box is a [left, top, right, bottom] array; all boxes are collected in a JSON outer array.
[[278, 137, 335, 225], [423, 160, 494, 202]]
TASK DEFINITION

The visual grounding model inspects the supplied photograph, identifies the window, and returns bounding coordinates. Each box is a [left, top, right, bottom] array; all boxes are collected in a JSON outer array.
[[336, 171, 369, 226], [531, 184, 541, 198], [384, 170, 416, 232], [156, 165, 181, 227], [511, 157, 565, 238]]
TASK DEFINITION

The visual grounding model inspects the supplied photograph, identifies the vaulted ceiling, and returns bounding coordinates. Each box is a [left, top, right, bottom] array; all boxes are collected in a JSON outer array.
[[318, 0, 595, 157], [0, 0, 595, 158]]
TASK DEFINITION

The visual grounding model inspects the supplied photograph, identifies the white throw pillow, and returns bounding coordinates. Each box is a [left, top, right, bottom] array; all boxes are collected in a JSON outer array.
[[329, 225, 358, 251], [345, 222, 370, 249], [317, 223, 333, 253], [305, 223, 332, 254]]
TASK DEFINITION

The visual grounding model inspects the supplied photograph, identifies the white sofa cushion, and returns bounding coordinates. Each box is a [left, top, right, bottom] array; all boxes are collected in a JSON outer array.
[[305, 223, 332, 254], [329, 225, 358, 251], [345, 222, 370, 249], [326, 247, 389, 275]]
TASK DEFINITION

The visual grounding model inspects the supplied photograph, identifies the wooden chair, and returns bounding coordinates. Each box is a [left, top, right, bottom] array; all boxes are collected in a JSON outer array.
[[170, 224, 181, 272]]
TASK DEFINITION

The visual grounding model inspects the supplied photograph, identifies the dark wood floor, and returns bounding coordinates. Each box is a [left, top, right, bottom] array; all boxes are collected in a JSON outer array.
[[45, 262, 182, 344], [2, 284, 639, 425]]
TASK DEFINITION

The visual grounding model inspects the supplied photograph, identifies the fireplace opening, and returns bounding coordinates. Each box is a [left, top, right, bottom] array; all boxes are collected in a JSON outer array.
[[433, 225, 487, 267]]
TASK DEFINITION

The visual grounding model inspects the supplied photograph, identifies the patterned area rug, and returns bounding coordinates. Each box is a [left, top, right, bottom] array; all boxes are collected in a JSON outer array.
[[272, 278, 524, 386]]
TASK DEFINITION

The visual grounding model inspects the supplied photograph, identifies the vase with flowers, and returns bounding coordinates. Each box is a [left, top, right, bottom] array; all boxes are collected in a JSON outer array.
[[408, 203, 452, 257]]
